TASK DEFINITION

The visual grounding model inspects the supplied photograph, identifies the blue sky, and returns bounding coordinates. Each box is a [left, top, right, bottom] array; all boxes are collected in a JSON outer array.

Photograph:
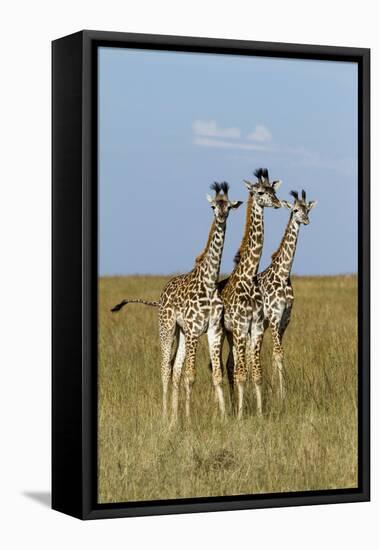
[[98, 47, 358, 276]]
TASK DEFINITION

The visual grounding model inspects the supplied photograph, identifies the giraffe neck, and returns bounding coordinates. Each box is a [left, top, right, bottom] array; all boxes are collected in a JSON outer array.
[[236, 198, 264, 278], [271, 215, 300, 278], [197, 220, 226, 289]]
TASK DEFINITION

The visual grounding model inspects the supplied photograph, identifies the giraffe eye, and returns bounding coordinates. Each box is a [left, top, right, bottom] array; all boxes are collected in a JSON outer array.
[[258, 191, 265, 196], [293, 208, 299, 212]]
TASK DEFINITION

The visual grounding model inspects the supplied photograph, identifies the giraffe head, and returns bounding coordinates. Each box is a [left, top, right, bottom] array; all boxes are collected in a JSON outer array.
[[206, 182, 243, 223], [281, 189, 317, 225], [243, 167, 282, 209]]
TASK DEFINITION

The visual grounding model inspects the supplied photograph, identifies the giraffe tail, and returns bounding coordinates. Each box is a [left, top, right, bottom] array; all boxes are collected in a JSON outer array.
[[111, 298, 160, 313]]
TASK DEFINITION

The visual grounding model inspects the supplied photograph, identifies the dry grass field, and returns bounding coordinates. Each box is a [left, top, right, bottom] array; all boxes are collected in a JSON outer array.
[[98, 275, 358, 504]]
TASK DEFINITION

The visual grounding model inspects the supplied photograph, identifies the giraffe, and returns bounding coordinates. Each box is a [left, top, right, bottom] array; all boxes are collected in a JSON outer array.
[[220, 168, 282, 418], [256, 189, 317, 400], [111, 182, 242, 422]]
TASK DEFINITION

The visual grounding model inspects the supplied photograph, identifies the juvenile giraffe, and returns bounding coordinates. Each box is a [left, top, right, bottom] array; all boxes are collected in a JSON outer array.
[[220, 168, 282, 418], [111, 183, 242, 422], [256, 189, 317, 399]]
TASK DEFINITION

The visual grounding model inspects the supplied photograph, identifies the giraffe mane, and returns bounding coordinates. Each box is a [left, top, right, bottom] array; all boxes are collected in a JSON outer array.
[[195, 220, 216, 265], [233, 193, 254, 265], [271, 216, 293, 262]]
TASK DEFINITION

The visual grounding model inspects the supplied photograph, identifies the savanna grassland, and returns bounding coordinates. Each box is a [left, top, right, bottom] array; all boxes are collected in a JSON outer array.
[[98, 275, 358, 504]]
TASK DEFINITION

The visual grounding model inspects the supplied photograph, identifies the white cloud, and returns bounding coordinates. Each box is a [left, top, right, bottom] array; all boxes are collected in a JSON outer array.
[[192, 119, 355, 178], [247, 125, 272, 142], [192, 120, 274, 150], [193, 136, 270, 152], [193, 119, 241, 139]]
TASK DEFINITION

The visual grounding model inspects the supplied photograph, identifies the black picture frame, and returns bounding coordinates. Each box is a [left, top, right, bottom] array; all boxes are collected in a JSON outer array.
[[52, 30, 370, 520]]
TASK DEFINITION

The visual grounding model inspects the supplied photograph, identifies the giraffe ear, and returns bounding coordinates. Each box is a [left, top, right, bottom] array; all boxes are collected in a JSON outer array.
[[243, 180, 253, 191], [308, 200, 317, 210], [206, 194, 214, 204], [230, 200, 243, 209], [280, 200, 292, 210], [272, 179, 282, 191]]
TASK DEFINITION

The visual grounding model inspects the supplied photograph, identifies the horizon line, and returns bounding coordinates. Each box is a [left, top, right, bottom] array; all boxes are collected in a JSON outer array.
[[98, 272, 358, 279]]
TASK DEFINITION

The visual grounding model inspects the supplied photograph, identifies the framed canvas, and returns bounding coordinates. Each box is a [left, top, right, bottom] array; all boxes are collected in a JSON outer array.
[[52, 30, 370, 520]]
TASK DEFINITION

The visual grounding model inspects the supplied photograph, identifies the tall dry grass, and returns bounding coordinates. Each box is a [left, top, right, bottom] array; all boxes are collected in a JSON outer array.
[[98, 275, 357, 503]]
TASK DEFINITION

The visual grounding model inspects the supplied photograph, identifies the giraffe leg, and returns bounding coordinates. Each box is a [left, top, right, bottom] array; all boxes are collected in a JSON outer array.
[[279, 299, 293, 340], [225, 331, 235, 413], [159, 316, 176, 419], [277, 287, 293, 349], [233, 332, 248, 420], [207, 324, 225, 418], [171, 329, 185, 423], [184, 334, 199, 421], [249, 319, 264, 416], [275, 294, 293, 399], [270, 320, 286, 400]]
